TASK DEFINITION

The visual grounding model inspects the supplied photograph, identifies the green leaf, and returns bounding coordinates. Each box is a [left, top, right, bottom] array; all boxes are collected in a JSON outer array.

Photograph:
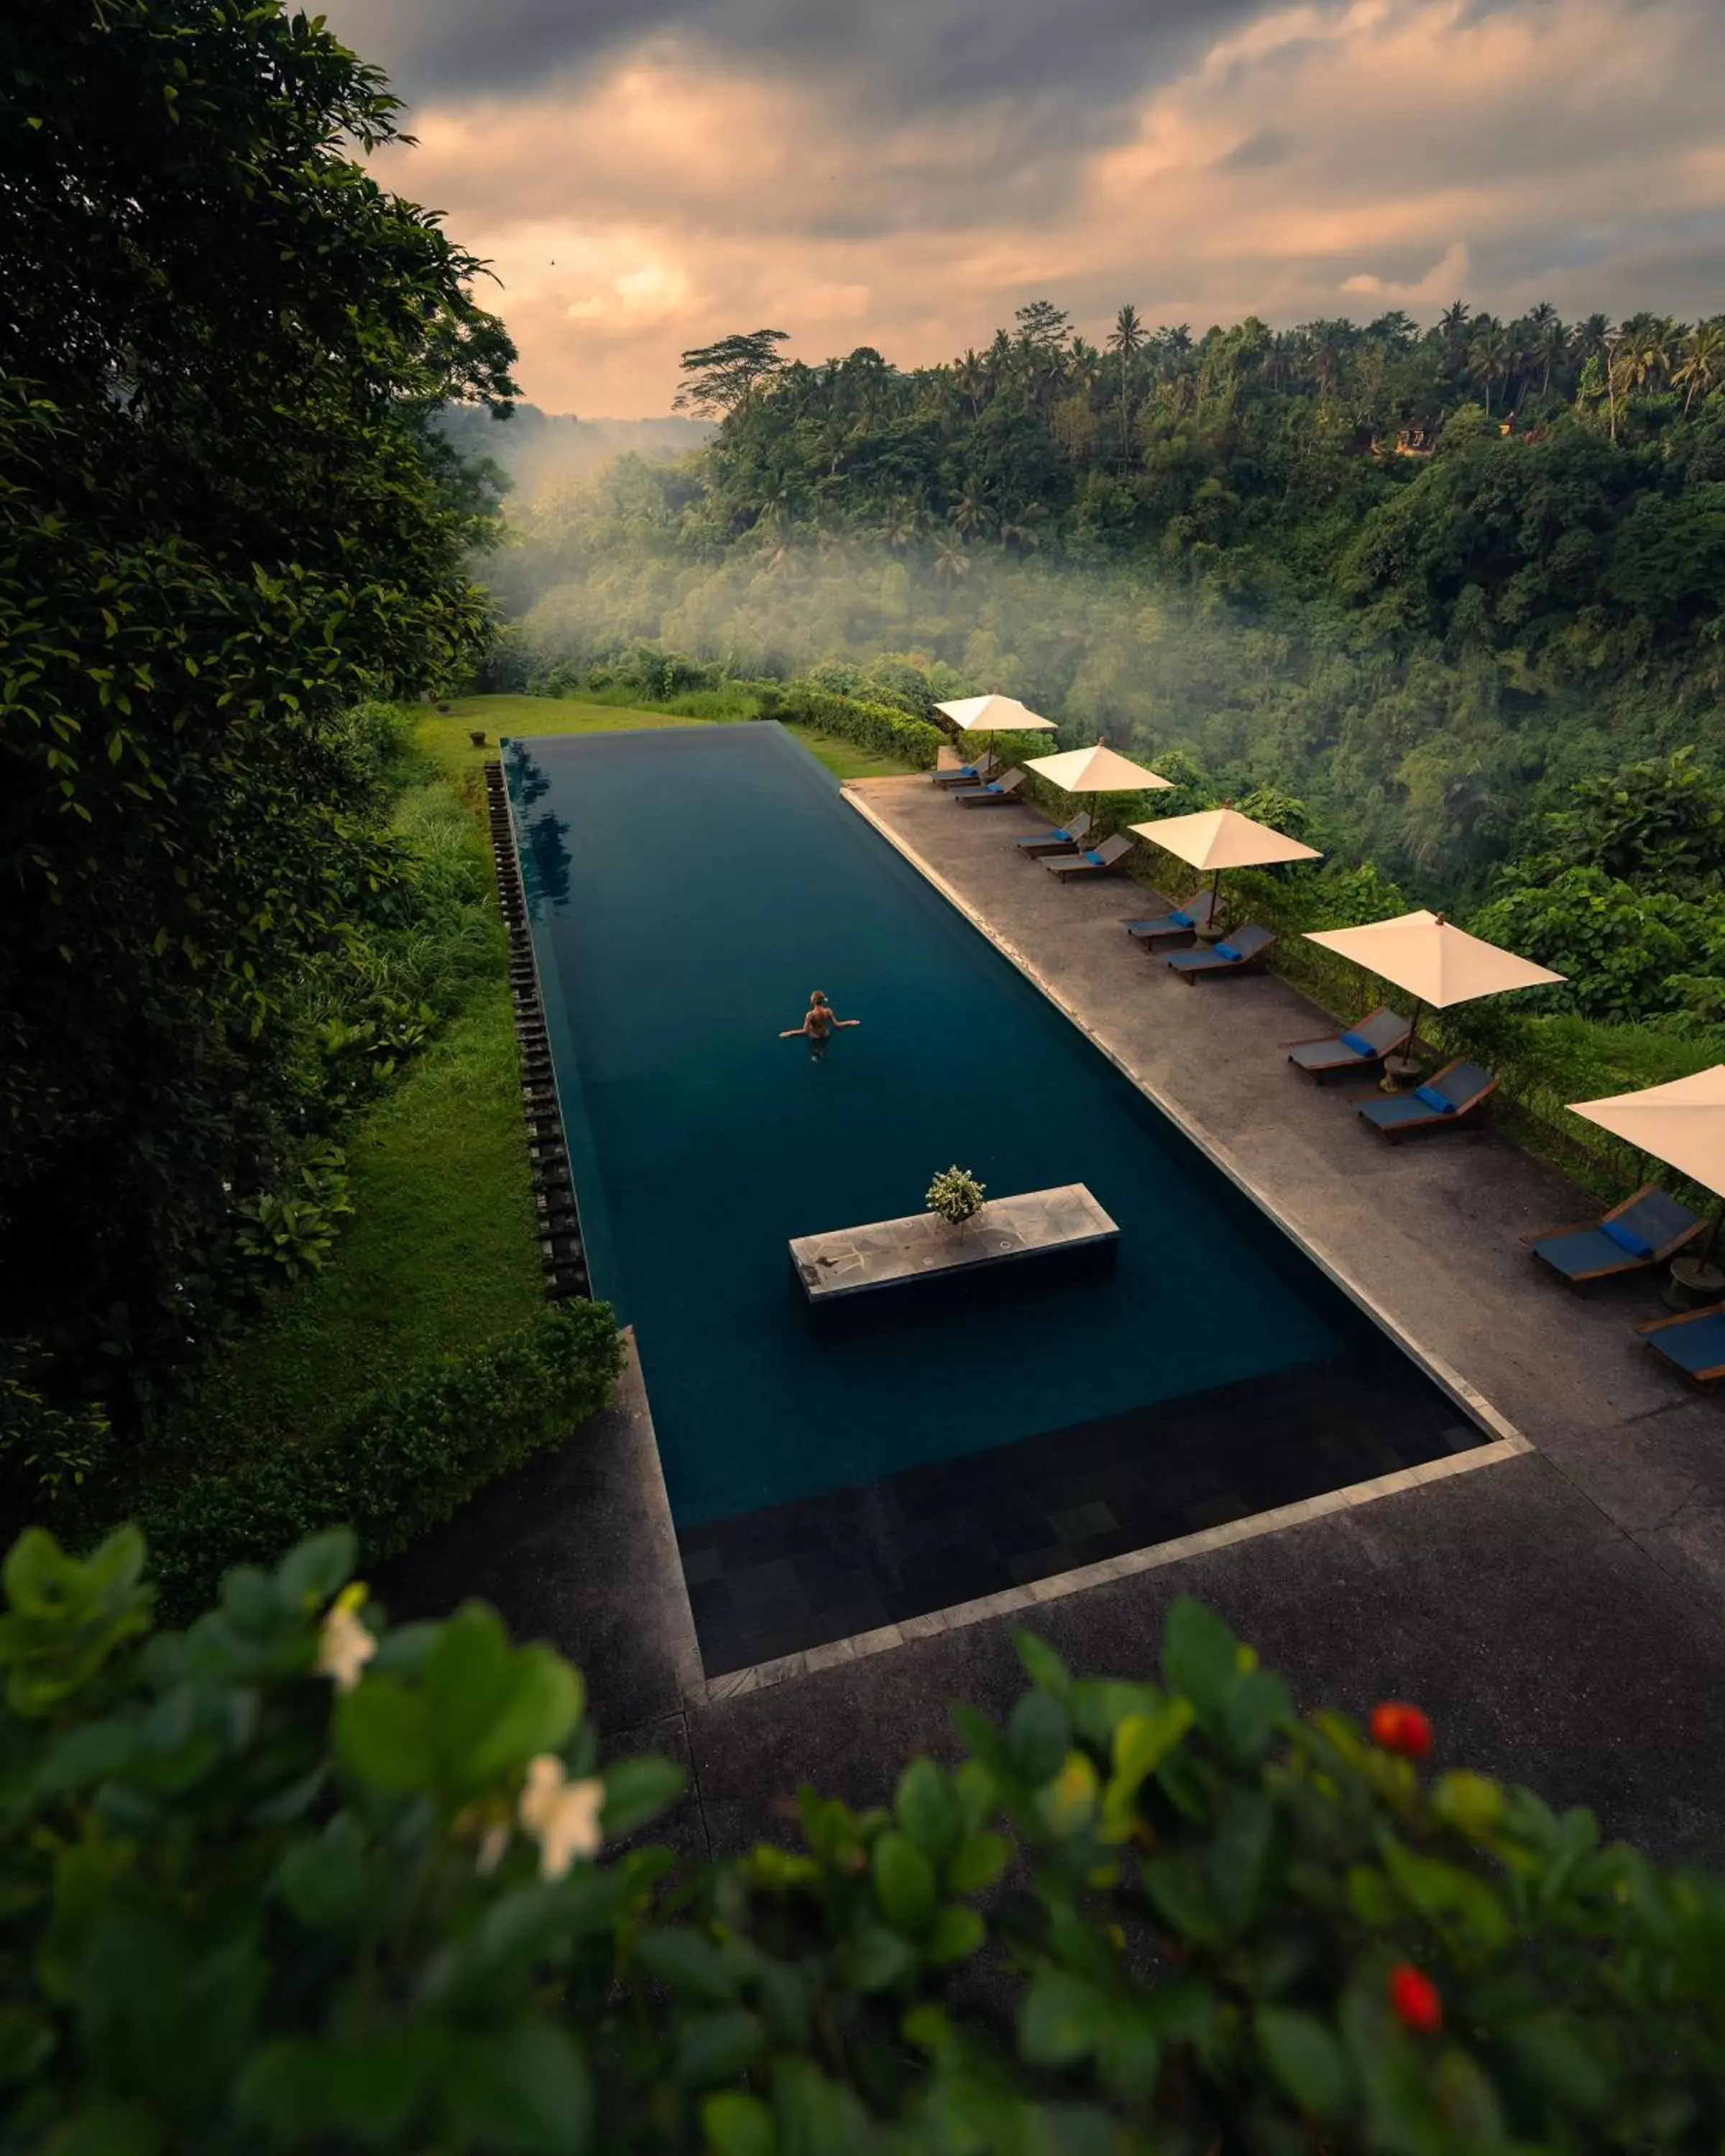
[[896, 1756, 964, 1862], [1256, 2007, 1352, 2123], [637, 1929, 739, 2004], [1162, 1596, 1241, 1714], [839, 1926, 918, 1994], [873, 1831, 938, 1937], [702, 2091, 776, 2156], [926, 1904, 985, 1966], [1020, 1968, 1099, 2067], [441, 2021, 593, 2155], [947, 1830, 1011, 1894], [1219, 1668, 1292, 1763], [1006, 1687, 1070, 1786], [276, 1815, 367, 1928], [276, 1529, 357, 1612], [1141, 1851, 1223, 1948], [1502, 2017, 1612, 2115], [334, 1676, 432, 1792], [674, 2010, 765, 2089], [600, 1753, 686, 1837], [1011, 1629, 1072, 1699], [1207, 1789, 1282, 1934]]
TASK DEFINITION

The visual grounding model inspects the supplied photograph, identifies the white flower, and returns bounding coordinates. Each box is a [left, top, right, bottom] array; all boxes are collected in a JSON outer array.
[[518, 1754, 604, 1879], [316, 1583, 376, 1692]]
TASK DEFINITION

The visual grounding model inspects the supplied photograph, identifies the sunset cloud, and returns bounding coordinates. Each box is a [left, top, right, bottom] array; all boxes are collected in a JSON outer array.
[[331, 0, 1725, 417]]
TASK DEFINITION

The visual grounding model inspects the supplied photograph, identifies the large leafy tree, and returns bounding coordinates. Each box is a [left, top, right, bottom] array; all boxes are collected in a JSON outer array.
[[0, 1, 518, 1384]]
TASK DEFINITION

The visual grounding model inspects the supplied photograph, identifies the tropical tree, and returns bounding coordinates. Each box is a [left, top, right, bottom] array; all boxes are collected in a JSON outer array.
[[1105, 303, 1148, 464], [1, 0, 517, 1386], [1466, 323, 1514, 416], [673, 329, 791, 417], [1673, 320, 1725, 412]]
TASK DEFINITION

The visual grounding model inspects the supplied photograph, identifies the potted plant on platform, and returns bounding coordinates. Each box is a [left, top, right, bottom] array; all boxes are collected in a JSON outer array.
[[926, 1164, 987, 1236]]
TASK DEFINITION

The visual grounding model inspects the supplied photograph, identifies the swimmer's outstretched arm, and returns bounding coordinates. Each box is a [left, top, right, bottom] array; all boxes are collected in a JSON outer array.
[[778, 1023, 809, 1037]]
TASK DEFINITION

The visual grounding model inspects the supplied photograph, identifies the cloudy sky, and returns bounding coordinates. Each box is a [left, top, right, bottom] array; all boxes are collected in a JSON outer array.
[[328, 0, 1725, 418]]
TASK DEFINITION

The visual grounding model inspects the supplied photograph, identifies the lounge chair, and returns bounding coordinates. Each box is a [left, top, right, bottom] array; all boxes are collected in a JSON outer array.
[[1125, 888, 1220, 947], [932, 749, 998, 790], [1166, 923, 1275, 981], [952, 768, 1027, 808], [1637, 1302, 1725, 1392], [1043, 833, 1135, 880], [1286, 1006, 1412, 1083], [1525, 1184, 1704, 1290], [1011, 811, 1093, 857], [1356, 1059, 1496, 1141]]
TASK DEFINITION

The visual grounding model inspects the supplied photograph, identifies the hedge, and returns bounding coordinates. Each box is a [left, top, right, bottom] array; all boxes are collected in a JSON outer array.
[[771, 682, 947, 767], [141, 1302, 624, 1618]]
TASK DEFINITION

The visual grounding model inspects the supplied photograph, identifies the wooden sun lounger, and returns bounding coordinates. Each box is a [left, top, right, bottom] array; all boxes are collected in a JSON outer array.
[[1043, 833, 1135, 880], [1636, 1302, 1725, 1392], [1011, 811, 1093, 857], [1125, 886, 1220, 947], [1166, 923, 1274, 981], [1525, 1184, 1705, 1289], [933, 749, 998, 788], [953, 768, 1027, 807], [1356, 1059, 1496, 1141], [1285, 1005, 1412, 1082]]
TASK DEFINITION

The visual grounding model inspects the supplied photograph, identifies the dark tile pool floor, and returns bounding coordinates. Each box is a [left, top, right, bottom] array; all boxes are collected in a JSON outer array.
[[679, 1341, 1480, 1675]]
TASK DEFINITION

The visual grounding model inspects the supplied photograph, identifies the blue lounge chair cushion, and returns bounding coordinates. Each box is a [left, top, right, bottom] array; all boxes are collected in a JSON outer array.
[[1601, 1217, 1655, 1259], [1533, 1228, 1627, 1278], [1339, 1029, 1374, 1057], [1414, 1083, 1456, 1112], [1170, 908, 1192, 927], [1651, 1313, 1725, 1377], [1213, 941, 1240, 962], [1052, 826, 1070, 842], [1082, 849, 1103, 865]]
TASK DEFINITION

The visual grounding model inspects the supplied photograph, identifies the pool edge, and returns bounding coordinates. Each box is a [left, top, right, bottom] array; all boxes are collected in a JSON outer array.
[[837, 783, 1535, 1459]]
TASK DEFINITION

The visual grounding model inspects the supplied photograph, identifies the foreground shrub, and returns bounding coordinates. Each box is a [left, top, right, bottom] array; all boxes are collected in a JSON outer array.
[[139, 1304, 623, 1618], [4, 1529, 1721, 2153]]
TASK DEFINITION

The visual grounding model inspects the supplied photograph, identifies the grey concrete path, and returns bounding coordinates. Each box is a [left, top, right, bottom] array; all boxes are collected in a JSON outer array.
[[384, 778, 1725, 1867]]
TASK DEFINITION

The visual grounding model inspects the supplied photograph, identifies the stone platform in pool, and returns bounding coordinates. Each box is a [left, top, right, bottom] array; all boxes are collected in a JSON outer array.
[[790, 1184, 1118, 1302]]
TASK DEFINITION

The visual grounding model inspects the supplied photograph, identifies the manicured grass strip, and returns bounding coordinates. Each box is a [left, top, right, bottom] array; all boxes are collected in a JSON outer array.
[[162, 980, 543, 1468], [419, 694, 921, 784]]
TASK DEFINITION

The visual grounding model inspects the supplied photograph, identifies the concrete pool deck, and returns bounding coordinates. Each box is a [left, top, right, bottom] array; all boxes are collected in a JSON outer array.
[[380, 770, 1725, 1866]]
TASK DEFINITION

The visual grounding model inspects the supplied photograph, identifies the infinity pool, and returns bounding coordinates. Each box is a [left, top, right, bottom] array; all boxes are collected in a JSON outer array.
[[507, 724, 1479, 1671]]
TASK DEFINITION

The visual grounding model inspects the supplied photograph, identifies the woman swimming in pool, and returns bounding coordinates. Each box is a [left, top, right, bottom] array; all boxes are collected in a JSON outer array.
[[779, 989, 860, 1055]]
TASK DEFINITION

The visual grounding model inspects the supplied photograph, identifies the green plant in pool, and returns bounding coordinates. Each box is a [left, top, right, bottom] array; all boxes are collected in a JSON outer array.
[[926, 1164, 986, 1226]]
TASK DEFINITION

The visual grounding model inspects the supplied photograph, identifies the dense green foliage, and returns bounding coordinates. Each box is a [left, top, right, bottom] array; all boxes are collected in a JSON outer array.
[[485, 300, 1725, 908], [0, 0, 518, 1399], [137, 1304, 623, 1619], [6, 1525, 1724, 2153]]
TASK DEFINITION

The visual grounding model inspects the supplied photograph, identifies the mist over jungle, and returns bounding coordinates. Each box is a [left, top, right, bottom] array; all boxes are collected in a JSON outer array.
[[464, 305, 1725, 914]]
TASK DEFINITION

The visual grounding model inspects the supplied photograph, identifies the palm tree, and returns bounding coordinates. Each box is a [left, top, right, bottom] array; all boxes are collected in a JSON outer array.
[[953, 349, 989, 418], [1674, 319, 1725, 412], [1466, 323, 1513, 415], [933, 537, 970, 584], [949, 487, 996, 541], [1531, 314, 1568, 395], [1438, 299, 1472, 368], [1105, 304, 1147, 464]]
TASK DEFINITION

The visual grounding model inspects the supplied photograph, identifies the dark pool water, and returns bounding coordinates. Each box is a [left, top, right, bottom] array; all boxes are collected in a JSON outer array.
[[507, 724, 1471, 1538]]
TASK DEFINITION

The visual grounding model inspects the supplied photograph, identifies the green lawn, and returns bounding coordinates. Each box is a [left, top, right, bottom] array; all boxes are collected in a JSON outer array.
[[423, 693, 919, 784], [160, 983, 543, 1470]]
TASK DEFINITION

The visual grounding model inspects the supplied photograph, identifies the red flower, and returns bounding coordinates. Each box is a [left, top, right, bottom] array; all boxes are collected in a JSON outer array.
[[1387, 1963, 1443, 2035], [1370, 1701, 1433, 1760]]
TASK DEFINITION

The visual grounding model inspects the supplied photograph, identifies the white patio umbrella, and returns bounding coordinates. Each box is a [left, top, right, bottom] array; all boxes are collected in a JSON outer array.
[[934, 694, 1058, 735], [1026, 743, 1171, 839], [1568, 1065, 1725, 1287], [1305, 909, 1564, 1075], [1128, 803, 1320, 929]]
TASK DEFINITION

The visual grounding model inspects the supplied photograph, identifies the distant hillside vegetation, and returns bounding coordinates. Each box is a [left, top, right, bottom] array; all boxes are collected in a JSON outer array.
[[431, 402, 712, 501]]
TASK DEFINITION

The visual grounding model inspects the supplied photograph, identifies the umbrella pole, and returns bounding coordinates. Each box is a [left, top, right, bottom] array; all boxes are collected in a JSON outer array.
[[1384, 997, 1425, 1091], [1209, 865, 1223, 931]]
